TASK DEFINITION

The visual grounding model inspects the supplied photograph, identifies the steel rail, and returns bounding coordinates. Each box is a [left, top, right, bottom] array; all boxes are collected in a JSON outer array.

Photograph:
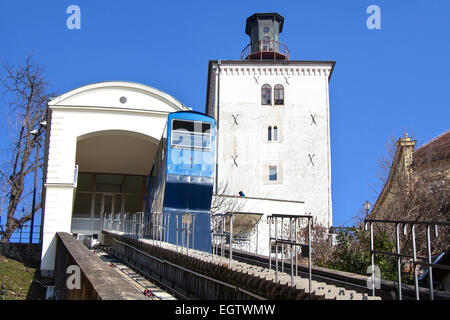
[[96, 248, 162, 300], [107, 243, 189, 300]]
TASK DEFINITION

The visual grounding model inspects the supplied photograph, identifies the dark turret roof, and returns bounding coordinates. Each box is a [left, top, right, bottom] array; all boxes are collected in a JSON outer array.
[[245, 13, 284, 35]]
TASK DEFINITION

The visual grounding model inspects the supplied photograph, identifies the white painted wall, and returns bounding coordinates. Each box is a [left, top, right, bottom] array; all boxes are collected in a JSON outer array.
[[40, 82, 188, 275]]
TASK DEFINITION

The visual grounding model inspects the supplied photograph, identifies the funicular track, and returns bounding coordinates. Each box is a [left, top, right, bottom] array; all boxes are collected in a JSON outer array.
[[92, 245, 179, 300], [103, 236, 267, 300]]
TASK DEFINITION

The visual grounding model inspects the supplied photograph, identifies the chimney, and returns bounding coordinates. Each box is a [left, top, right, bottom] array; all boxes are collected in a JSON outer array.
[[396, 132, 416, 171]]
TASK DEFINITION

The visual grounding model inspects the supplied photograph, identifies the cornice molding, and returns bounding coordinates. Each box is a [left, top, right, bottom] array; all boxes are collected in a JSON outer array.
[[219, 66, 331, 77]]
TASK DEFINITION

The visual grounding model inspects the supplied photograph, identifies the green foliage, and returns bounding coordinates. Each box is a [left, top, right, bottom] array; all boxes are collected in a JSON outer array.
[[318, 228, 405, 283], [0, 254, 45, 300]]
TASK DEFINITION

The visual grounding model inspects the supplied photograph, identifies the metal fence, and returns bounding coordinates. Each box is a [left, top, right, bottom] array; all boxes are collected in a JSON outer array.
[[268, 214, 314, 295], [211, 213, 234, 267], [102, 212, 145, 239], [0, 224, 41, 243], [364, 218, 450, 300]]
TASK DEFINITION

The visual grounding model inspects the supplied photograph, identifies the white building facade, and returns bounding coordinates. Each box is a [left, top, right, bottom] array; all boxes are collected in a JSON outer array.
[[205, 60, 334, 256], [204, 14, 334, 257]]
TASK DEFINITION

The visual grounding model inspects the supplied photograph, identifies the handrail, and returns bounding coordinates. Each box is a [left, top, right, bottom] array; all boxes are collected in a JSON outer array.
[[267, 214, 313, 297], [364, 218, 450, 300]]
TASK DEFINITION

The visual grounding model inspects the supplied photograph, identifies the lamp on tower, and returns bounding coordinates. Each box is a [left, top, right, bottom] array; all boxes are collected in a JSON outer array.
[[241, 13, 289, 61]]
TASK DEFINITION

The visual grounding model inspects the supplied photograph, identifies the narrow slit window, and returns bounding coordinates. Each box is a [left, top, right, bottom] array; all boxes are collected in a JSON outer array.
[[268, 126, 272, 141], [269, 166, 277, 181], [273, 126, 278, 141], [261, 84, 272, 105], [274, 84, 284, 105]]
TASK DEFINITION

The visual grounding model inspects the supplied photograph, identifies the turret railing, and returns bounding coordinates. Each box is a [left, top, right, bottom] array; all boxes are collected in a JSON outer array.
[[241, 40, 290, 61]]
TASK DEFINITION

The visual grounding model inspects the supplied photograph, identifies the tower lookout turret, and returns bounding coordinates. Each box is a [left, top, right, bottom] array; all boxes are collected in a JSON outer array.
[[241, 13, 290, 61]]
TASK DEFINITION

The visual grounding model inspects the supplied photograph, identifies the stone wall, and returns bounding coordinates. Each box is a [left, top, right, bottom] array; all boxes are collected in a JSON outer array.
[[0, 243, 41, 267], [54, 232, 146, 300]]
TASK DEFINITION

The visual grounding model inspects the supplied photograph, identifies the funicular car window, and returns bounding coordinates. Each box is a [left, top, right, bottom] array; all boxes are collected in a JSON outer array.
[[171, 119, 211, 150]]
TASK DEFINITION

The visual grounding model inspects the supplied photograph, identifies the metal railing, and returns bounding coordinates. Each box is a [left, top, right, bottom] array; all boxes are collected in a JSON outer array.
[[211, 213, 234, 267], [152, 212, 170, 246], [364, 218, 450, 300], [102, 212, 145, 239], [268, 214, 314, 295], [102, 211, 197, 254], [241, 40, 290, 60], [175, 213, 195, 254]]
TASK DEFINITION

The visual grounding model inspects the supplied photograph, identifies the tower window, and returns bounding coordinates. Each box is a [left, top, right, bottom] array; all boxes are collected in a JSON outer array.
[[267, 126, 278, 142], [269, 166, 277, 181], [261, 84, 272, 105], [274, 84, 284, 105]]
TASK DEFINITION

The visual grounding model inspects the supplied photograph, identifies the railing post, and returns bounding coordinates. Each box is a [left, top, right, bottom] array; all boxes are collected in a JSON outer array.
[[229, 214, 233, 268], [370, 221, 375, 297], [395, 223, 403, 300], [281, 217, 284, 273], [176, 214, 179, 253], [275, 217, 278, 283], [308, 217, 312, 298], [290, 217, 294, 287], [295, 217, 298, 276], [411, 224, 420, 300], [268, 216, 272, 270], [186, 217, 190, 256], [426, 224, 434, 300]]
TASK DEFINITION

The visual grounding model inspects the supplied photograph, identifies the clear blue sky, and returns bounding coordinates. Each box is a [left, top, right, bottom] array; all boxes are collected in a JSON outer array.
[[0, 0, 449, 227]]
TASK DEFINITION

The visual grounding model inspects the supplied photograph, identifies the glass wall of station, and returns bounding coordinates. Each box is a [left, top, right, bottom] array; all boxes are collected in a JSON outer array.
[[71, 173, 146, 234]]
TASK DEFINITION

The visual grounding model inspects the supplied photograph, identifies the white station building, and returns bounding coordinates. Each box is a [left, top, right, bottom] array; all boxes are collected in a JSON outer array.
[[40, 82, 189, 275], [39, 13, 334, 275]]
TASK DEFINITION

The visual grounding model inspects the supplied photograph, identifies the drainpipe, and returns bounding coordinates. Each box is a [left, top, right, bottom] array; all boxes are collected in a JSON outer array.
[[214, 60, 221, 194], [39, 102, 50, 244]]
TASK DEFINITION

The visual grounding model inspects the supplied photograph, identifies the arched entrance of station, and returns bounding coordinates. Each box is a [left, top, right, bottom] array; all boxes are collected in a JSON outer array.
[[70, 130, 159, 236]]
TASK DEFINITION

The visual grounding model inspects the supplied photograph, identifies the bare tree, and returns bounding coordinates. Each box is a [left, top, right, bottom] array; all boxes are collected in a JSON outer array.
[[210, 181, 255, 241], [0, 56, 50, 242], [369, 134, 449, 256], [293, 222, 336, 265], [210, 181, 245, 215]]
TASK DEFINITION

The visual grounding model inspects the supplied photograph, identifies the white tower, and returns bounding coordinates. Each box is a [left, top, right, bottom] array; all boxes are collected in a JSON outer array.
[[205, 13, 334, 254]]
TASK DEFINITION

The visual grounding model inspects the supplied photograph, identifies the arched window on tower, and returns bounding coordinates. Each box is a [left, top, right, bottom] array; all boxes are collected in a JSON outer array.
[[268, 126, 272, 141], [274, 84, 284, 105], [261, 84, 272, 105], [273, 126, 278, 141]]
